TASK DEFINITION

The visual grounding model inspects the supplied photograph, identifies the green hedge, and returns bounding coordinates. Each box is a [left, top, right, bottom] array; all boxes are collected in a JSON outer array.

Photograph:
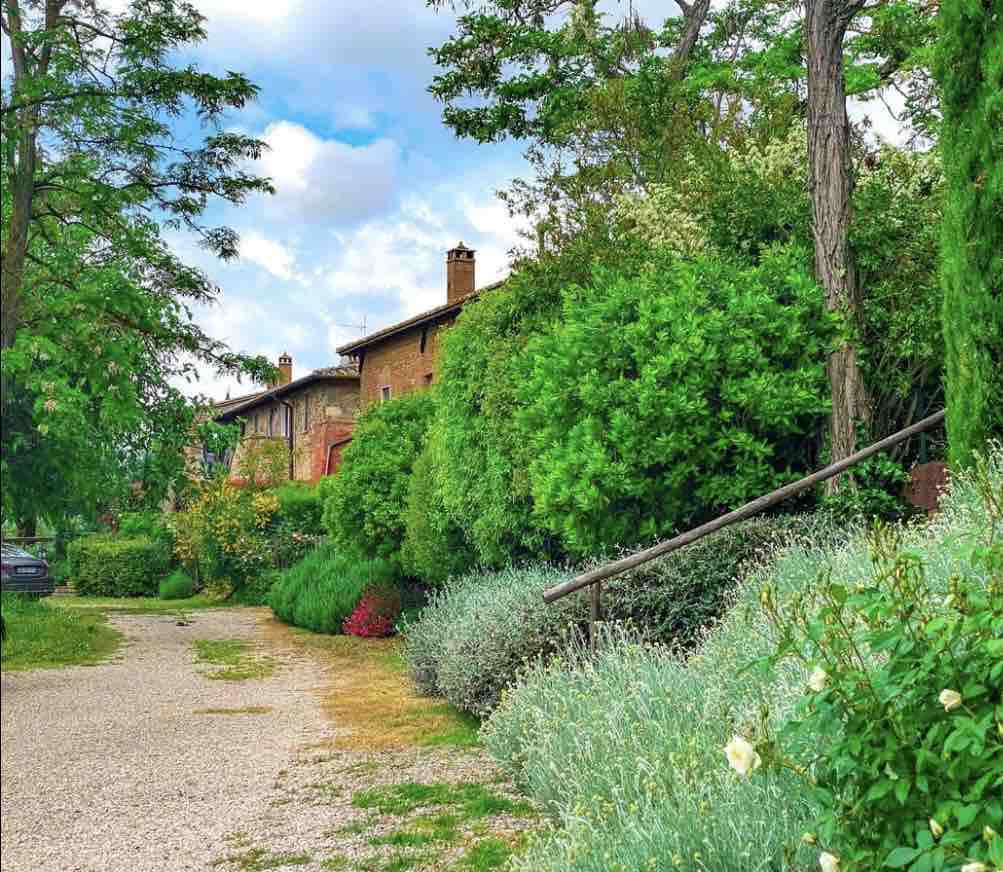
[[67, 534, 171, 598], [273, 482, 326, 535], [159, 569, 195, 601], [321, 392, 435, 566]]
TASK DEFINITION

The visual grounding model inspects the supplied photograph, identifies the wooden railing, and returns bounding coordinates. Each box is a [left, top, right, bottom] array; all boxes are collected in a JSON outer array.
[[543, 409, 947, 646]]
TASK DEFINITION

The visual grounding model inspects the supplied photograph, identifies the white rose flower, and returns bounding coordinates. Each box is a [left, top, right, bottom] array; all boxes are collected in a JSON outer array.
[[808, 667, 829, 692], [930, 819, 944, 839], [960, 863, 987, 872], [819, 852, 840, 872], [939, 689, 963, 712], [985, 826, 998, 841], [724, 736, 761, 776]]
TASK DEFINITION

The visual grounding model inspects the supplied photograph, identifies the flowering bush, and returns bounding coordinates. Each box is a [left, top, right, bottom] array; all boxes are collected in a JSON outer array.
[[343, 585, 403, 638], [756, 472, 1003, 872], [169, 475, 278, 593]]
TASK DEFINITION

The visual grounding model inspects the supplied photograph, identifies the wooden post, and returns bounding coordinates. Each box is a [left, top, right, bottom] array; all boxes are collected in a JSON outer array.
[[589, 581, 603, 651]]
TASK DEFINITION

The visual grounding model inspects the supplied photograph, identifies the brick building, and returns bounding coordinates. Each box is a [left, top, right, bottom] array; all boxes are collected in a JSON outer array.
[[212, 356, 360, 484], [337, 243, 497, 407]]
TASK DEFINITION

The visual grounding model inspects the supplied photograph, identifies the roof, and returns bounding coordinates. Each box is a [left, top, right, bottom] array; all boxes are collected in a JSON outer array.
[[214, 364, 359, 422], [336, 281, 504, 356], [212, 389, 267, 415]]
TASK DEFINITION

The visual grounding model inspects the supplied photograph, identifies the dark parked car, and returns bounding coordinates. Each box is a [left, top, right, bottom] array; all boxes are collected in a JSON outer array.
[[1, 543, 53, 596]]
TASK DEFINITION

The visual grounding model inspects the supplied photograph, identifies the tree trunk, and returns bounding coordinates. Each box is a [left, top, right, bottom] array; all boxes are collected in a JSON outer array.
[[672, 0, 713, 74], [805, 0, 870, 488]]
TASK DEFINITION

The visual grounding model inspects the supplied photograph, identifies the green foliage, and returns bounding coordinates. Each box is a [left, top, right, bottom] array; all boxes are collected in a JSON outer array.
[[403, 565, 590, 717], [321, 393, 435, 566], [0, 593, 122, 671], [273, 483, 326, 535], [521, 245, 829, 556], [158, 569, 195, 601], [761, 516, 1003, 872], [819, 448, 914, 522], [67, 534, 171, 598], [1, 0, 274, 531], [169, 476, 279, 594], [432, 243, 633, 567], [268, 544, 399, 635], [624, 128, 947, 449], [605, 516, 803, 647], [937, 0, 1003, 468], [401, 440, 475, 585]]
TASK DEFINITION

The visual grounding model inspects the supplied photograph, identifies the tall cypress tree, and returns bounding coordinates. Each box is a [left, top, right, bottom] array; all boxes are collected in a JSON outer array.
[[938, 0, 1003, 467]]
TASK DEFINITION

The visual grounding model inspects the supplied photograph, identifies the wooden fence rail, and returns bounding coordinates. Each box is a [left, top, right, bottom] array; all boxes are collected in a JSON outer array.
[[544, 409, 947, 617]]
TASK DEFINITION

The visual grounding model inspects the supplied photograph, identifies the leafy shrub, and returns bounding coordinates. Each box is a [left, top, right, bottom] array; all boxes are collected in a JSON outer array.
[[158, 569, 195, 601], [818, 447, 915, 521], [169, 475, 278, 592], [483, 448, 1001, 872], [67, 534, 171, 597], [343, 585, 403, 638], [430, 256, 569, 567], [229, 569, 280, 607], [118, 510, 173, 547], [519, 245, 829, 556], [403, 565, 590, 716], [759, 489, 1003, 869], [273, 482, 326, 535], [604, 516, 803, 647], [321, 392, 435, 565], [401, 439, 476, 585], [268, 544, 399, 635]]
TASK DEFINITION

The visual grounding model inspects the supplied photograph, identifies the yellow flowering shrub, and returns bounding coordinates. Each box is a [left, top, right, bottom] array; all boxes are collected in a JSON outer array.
[[169, 475, 279, 592]]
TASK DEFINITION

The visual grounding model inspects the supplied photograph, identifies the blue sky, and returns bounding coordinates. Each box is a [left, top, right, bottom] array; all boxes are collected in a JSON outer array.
[[166, 0, 537, 400]]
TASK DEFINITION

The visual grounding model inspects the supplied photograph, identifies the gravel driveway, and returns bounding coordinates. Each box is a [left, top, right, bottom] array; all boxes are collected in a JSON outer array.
[[1, 609, 333, 872]]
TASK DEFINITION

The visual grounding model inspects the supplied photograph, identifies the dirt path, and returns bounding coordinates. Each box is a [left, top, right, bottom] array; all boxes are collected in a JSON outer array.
[[0, 609, 530, 872]]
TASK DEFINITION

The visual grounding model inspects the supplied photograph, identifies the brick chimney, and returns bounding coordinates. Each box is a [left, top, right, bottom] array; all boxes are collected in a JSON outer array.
[[446, 242, 476, 304], [277, 352, 293, 386]]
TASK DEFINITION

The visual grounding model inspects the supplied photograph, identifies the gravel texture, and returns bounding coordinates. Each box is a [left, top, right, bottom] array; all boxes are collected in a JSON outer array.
[[1, 608, 529, 872]]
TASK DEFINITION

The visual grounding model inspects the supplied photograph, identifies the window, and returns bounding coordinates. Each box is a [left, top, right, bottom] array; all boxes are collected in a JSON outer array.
[[268, 408, 276, 436], [381, 386, 392, 403]]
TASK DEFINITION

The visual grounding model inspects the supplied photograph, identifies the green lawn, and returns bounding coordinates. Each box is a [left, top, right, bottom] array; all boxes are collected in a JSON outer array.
[[51, 594, 230, 615], [1, 593, 123, 671]]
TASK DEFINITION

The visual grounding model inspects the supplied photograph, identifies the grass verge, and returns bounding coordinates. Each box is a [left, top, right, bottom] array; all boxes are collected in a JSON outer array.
[[1, 593, 122, 671], [268, 625, 479, 750], [194, 638, 276, 681], [52, 594, 230, 616]]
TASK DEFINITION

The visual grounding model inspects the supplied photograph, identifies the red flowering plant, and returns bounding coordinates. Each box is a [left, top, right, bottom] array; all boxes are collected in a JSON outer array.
[[343, 584, 403, 638]]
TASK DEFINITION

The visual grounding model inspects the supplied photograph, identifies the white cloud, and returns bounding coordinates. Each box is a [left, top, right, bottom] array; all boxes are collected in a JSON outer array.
[[195, 0, 301, 25], [256, 121, 401, 224], [239, 231, 303, 283], [333, 105, 377, 130]]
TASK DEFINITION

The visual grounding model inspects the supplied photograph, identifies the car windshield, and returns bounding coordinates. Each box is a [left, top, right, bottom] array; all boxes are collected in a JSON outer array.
[[1, 544, 33, 559]]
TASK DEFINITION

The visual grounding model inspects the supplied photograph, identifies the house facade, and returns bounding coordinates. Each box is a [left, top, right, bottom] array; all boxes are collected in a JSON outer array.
[[212, 356, 360, 484], [337, 243, 495, 407]]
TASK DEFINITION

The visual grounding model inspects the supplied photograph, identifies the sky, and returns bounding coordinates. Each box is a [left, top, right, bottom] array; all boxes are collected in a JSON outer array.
[[156, 0, 539, 401]]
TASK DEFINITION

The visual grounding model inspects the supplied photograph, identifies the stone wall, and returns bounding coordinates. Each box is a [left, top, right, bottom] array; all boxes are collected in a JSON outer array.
[[228, 380, 360, 484]]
